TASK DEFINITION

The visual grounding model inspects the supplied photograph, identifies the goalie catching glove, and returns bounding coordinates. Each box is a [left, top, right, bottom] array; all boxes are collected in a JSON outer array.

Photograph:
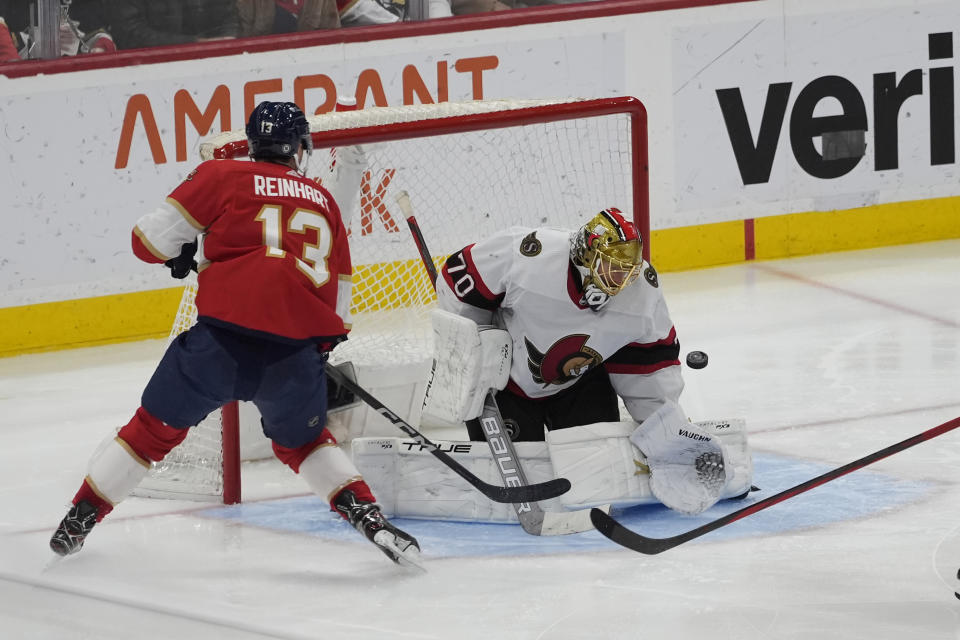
[[629, 401, 728, 515], [421, 309, 512, 425]]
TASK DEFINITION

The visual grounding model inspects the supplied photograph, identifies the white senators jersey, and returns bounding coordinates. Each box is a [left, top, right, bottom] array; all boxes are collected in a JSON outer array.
[[435, 226, 685, 423]]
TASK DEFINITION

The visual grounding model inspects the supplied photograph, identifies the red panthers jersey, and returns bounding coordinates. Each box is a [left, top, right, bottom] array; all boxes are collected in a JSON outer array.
[[132, 159, 352, 347]]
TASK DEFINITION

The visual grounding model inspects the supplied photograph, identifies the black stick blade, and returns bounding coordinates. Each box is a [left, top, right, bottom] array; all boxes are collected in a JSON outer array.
[[589, 508, 683, 555], [591, 415, 960, 555], [488, 477, 572, 503]]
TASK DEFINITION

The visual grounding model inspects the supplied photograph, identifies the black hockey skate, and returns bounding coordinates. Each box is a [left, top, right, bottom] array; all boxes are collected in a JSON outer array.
[[334, 490, 423, 569], [49, 500, 99, 556]]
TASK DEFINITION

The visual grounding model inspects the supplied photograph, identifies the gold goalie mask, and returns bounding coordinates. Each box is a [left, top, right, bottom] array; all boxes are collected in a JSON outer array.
[[571, 208, 643, 295]]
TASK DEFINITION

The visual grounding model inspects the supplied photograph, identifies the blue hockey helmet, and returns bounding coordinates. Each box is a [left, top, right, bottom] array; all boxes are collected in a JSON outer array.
[[245, 101, 312, 161]]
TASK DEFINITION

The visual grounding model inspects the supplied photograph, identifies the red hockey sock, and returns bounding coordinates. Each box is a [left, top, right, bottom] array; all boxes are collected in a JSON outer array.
[[117, 406, 189, 463], [272, 429, 337, 473], [331, 479, 377, 519], [72, 480, 114, 522]]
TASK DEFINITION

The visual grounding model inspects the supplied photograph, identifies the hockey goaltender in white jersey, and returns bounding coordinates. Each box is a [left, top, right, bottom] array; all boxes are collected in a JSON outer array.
[[435, 209, 684, 434], [351, 208, 753, 523]]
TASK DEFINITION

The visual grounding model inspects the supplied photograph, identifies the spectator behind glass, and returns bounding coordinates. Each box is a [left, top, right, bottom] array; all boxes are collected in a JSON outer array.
[[238, 0, 400, 30], [61, 0, 115, 54], [0, 17, 17, 61], [110, 0, 240, 49], [0, 0, 115, 59], [430, 0, 592, 20], [237, 0, 340, 35], [336, 0, 400, 26], [425, 0, 511, 19]]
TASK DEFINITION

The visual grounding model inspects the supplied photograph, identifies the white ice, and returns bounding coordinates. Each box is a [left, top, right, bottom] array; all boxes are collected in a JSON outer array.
[[2, 240, 959, 639]]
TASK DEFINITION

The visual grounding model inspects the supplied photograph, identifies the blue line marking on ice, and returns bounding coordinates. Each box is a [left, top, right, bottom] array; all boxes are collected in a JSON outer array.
[[197, 453, 933, 558]]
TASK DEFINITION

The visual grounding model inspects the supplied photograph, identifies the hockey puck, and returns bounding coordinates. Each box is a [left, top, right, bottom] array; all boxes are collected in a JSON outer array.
[[686, 350, 709, 369]]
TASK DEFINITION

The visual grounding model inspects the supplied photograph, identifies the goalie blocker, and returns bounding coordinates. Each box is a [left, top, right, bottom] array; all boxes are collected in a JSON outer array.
[[420, 309, 511, 426], [351, 413, 753, 523]]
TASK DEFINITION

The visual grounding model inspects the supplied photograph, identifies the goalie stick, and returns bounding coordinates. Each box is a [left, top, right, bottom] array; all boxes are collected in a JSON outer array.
[[472, 393, 608, 535], [590, 414, 960, 554], [325, 363, 570, 504], [400, 191, 607, 535]]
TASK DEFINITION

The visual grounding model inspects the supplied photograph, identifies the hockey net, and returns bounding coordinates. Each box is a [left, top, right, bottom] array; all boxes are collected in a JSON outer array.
[[134, 96, 649, 504]]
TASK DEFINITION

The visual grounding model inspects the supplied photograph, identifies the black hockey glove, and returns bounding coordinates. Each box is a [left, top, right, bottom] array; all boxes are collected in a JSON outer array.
[[164, 240, 198, 279], [326, 362, 360, 413]]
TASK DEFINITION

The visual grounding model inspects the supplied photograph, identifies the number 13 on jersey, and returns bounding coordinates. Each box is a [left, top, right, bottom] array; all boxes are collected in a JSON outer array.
[[255, 205, 333, 287]]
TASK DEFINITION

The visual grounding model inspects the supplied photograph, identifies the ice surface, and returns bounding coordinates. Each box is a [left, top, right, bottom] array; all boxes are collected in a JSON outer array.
[[2, 240, 959, 639]]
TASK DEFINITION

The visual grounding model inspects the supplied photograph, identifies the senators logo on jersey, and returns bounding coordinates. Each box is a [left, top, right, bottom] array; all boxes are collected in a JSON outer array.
[[525, 334, 603, 386], [519, 231, 542, 257]]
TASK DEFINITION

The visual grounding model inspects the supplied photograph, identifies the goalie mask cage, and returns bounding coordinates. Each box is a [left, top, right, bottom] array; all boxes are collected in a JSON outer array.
[[133, 96, 649, 504]]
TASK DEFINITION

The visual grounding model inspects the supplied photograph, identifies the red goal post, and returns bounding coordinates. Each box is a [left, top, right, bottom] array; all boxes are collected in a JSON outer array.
[[134, 96, 649, 504]]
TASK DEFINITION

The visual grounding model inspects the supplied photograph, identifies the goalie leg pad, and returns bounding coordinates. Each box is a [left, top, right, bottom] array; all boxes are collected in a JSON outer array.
[[546, 421, 655, 509], [351, 437, 557, 522], [630, 401, 727, 515], [421, 309, 511, 425], [546, 417, 754, 510]]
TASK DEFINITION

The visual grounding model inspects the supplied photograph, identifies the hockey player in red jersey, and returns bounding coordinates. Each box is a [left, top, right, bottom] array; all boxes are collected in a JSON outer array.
[[50, 101, 421, 568]]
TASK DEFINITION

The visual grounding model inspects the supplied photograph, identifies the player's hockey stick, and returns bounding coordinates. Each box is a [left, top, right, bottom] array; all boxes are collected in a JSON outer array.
[[325, 363, 570, 504], [400, 191, 607, 534], [590, 414, 960, 554], [398, 192, 440, 284]]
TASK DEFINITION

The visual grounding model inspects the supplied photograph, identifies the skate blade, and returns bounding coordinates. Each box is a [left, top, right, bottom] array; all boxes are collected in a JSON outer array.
[[373, 531, 426, 572], [393, 546, 426, 572]]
